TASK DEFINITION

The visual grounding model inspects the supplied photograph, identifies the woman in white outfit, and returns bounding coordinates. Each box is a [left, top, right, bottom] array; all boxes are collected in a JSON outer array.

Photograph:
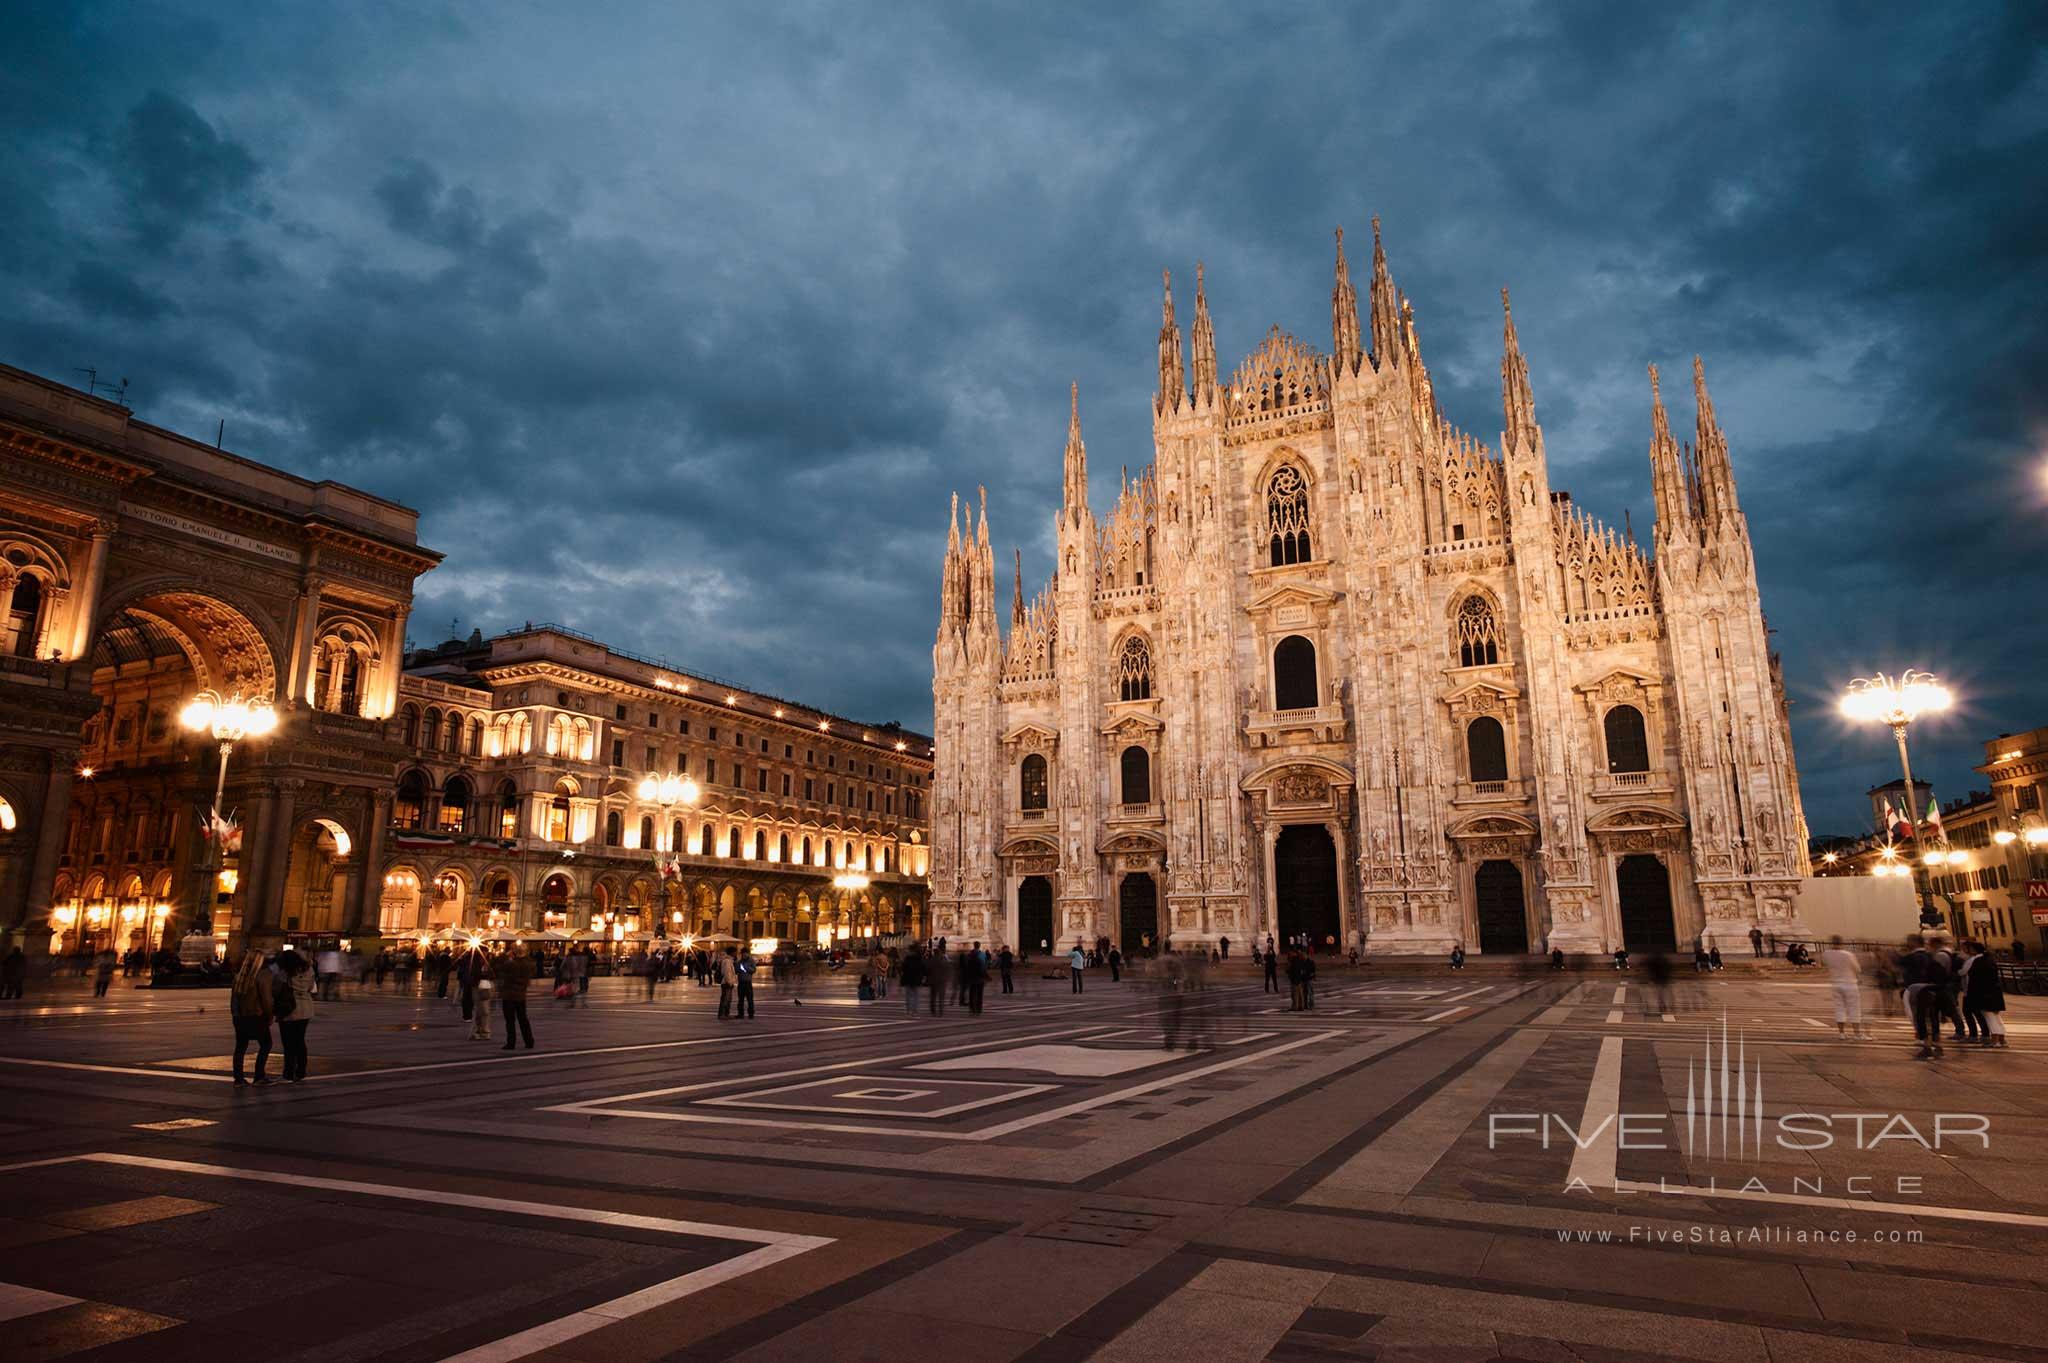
[[1819, 935, 1867, 1038]]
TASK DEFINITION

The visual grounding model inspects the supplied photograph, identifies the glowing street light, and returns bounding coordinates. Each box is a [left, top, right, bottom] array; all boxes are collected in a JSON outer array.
[[1840, 670, 1950, 841], [181, 689, 278, 932]]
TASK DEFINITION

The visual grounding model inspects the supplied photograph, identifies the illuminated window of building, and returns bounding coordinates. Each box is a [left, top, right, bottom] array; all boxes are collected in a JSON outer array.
[[394, 770, 427, 831], [438, 775, 472, 834], [1020, 753, 1048, 810], [497, 780, 519, 838]]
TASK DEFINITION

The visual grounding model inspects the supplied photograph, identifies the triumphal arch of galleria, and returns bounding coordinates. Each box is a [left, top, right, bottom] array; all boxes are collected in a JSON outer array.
[[0, 363, 439, 954]]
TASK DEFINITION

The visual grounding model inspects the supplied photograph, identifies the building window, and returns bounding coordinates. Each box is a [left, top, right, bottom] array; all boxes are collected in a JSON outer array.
[[1604, 705, 1651, 774], [401, 705, 420, 747], [700, 823, 716, 855], [1455, 596, 1501, 667], [611, 739, 625, 767], [1273, 635, 1318, 711], [1021, 753, 1048, 811], [493, 781, 517, 838], [1466, 717, 1509, 783], [754, 830, 767, 860], [706, 759, 717, 785], [439, 776, 472, 834], [1120, 746, 1151, 805], [1263, 464, 1313, 566], [727, 828, 741, 857], [639, 815, 654, 849], [782, 773, 792, 796], [758, 768, 769, 792], [804, 777, 815, 800], [604, 810, 622, 846], [645, 745, 658, 769], [5, 574, 44, 657], [778, 833, 790, 862], [467, 717, 483, 756], [548, 787, 571, 841], [1117, 635, 1153, 702], [394, 770, 427, 831], [801, 836, 812, 865]]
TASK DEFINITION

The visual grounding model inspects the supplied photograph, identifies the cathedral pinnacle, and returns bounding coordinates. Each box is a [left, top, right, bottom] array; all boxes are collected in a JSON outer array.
[[1191, 262, 1218, 408], [1332, 227, 1363, 378], [1157, 270, 1185, 415], [1012, 547, 1024, 628], [1500, 288, 1537, 452], [1368, 215, 1400, 367], [1062, 382, 1089, 526], [1647, 364, 1692, 538], [1692, 355, 1738, 529]]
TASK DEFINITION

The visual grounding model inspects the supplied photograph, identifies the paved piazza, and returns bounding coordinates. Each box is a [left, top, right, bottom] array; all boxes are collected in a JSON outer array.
[[2, 966, 2046, 1363]]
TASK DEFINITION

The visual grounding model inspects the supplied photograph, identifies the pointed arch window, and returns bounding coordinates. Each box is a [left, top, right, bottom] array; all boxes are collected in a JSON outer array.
[[1020, 753, 1049, 811], [1465, 717, 1508, 784], [498, 780, 520, 838], [1454, 595, 1501, 667], [5, 574, 44, 658], [1604, 704, 1650, 774], [1116, 635, 1153, 701], [639, 815, 655, 849], [1263, 465, 1313, 566], [604, 809, 622, 847], [1273, 635, 1318, 711], [778, 833, 790, 863], [700, 822, 716, 855]]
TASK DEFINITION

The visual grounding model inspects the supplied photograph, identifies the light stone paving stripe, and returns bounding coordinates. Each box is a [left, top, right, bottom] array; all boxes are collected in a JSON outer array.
[[0, 1153, 832, 1363], [1418, 1007, 1465, 1022], [1302, 1026, 1551, 1200], [1605, 986, 1626, 1024], [0, 1282, 80, 1324], [1566, 1036, 1624, 1191], [555, 1029, 1348, 1141], [1093, 1260, 1328, 1363]]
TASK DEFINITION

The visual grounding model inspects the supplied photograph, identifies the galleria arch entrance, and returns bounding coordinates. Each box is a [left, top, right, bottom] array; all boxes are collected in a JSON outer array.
[[1274, 824, 1340, 950]]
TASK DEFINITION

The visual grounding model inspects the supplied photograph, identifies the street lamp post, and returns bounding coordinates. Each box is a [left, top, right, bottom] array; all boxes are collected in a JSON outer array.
[[1841, 671, 1950, 920], [637, 771, 700, 934], [1840, 671, 1951, 835], [179, 690, 278, 938]]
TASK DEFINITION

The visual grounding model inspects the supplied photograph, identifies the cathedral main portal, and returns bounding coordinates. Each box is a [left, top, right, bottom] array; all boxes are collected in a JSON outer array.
[[1275, 825, 1340, 950]]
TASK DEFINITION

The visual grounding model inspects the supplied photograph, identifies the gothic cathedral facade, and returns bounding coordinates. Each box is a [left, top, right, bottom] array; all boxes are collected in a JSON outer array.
[[930, 224, 1809, 957]]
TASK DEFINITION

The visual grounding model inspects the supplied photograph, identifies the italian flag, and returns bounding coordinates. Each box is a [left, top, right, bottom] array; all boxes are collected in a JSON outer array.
[[1924, 796, 1944, 841]]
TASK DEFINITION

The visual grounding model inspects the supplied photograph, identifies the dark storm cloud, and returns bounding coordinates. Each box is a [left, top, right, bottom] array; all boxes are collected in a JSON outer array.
[[2, 1, 2042, 830]]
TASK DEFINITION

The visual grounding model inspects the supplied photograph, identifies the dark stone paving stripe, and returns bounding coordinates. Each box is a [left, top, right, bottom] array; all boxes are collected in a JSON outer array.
[[1253, 1006, 1542, 1205], [1008, 1248, 1214, 1362], [1181, 1243, 2048, 1362], [657, 1226, 991, 1362]]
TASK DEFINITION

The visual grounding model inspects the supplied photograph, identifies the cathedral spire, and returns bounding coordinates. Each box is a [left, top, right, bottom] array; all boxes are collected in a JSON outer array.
[[1692, 355, 1739, 529], [1332, 227, 1363, 378], [1190, 262, 1217, 408], [1062, 383, 1089, 526], [1647, 364, 1692, 538], [1368, 216, 1401, 367], [1500, 288, 1537, 452], [1011, 548, 1024, 628], [1156, 270, 1185, 415]]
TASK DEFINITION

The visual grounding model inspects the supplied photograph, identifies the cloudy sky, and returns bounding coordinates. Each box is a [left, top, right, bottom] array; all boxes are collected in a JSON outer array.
[[4, 2, 2043, 831]]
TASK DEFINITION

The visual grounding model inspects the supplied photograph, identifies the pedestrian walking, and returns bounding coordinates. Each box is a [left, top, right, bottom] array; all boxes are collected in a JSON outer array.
[[717, 948, 737, 1017], [900, 943, 928, 1015], [277, 951, 316, 1081], [1108, 944, 1122, 983], [469, 954, 494, 1040], [229, 949, 274, 1085], [734, 949, 757, 1019], [1820, 936, 1867, 1038], [928, 946, 950, 1015], [0, 946, 23, 999], [998, 944, 1014, 994], [496, 942, 536, 1050], [1068, 940, 1086, 994], [1748, 925, 1764, 959], [1219, 935, 1231, 960], [1897, 935, 1945, 1060], [92, 948, 116, 997], [1962, 939, 2008, 1047], [1264, 943, 1280, 993], [962, 942, 986, 1014], [1642, 949, 1673, 1016]]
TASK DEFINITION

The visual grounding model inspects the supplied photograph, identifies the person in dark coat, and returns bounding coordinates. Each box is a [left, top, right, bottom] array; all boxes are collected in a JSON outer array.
[[495, 943, 536, 1050], [1961, 939, 2008, 1048]]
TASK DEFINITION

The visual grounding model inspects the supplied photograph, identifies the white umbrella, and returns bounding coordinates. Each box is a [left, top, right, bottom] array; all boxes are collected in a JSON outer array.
[[571, 929, 607, 942]]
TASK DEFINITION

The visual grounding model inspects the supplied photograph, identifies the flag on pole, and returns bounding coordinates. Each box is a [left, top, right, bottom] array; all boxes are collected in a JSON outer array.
[[1924, 796, 1944, 842], [202, 806, 243, 855], [1882, 797, 1912, 842]]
